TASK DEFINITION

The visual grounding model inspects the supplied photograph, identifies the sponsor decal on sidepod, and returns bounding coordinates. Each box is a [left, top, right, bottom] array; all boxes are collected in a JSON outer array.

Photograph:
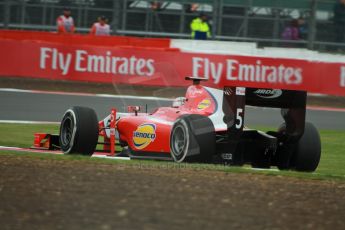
[[133, 124, 156, 150], [197, 99, 211, 110]]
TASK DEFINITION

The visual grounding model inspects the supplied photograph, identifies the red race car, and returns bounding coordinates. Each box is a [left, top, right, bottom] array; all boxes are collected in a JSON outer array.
[[33, 77, 321, 172]]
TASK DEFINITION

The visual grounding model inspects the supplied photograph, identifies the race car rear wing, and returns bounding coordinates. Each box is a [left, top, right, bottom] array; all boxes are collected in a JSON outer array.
[[223, 86, 307, 141], [245, 88, 306, 109], [246, 88, 307, 139], [220, 86, 307, 164]]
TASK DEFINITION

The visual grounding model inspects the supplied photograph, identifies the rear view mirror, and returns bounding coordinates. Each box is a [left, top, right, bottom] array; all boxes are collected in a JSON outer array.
[[127, 106, 141, 115]]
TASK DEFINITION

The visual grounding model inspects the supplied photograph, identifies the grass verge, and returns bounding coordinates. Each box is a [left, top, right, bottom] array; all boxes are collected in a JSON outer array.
[[0, 123, 344, 181]]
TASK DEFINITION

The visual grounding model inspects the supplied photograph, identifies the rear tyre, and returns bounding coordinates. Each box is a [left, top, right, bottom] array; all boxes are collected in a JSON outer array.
[[275, 123, 295, 170], [170, 115, 215, 163], [59, 106, 99, 155], [292, 122, 321, 172], [275, 122, 321, 172]]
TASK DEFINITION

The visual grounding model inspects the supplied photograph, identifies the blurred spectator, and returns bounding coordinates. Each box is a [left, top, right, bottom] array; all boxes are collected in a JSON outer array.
[[190, 13, 211, 40], [185, 3, 199, 13], [190, 3, 199, 12], [56, 7, 75, 34], [297, 17, 308, 40], [150, 1, 162, 11], [333, 0, 345, 43], [281, 19, 300, 41], [90, 16, 110, 36]]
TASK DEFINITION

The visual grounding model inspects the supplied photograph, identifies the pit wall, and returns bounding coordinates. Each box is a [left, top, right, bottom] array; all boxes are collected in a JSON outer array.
[[0, 30, 344, 96]]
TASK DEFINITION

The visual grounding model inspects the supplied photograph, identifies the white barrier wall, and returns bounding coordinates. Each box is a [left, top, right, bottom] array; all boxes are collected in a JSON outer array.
[[171, 39, 345, 63]]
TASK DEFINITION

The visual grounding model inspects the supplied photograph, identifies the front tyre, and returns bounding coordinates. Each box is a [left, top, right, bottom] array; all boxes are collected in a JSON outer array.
[[59, 106, 99, 155]]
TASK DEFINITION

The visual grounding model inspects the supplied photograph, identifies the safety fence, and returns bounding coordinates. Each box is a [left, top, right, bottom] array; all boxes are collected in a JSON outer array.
[[0, 0, 343, 51], [0, 30, 344, 96]]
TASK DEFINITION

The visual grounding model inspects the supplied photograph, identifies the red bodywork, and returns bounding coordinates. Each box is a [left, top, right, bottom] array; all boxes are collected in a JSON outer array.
[[116, 84, 216, 155], [32, 83, 220, 156]]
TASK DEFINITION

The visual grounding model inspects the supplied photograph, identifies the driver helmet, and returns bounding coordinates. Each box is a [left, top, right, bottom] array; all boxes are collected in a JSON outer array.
[[172, 97, 186, 108]]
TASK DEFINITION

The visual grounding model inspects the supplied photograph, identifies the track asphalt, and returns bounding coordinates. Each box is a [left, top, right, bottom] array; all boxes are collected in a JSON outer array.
[[0, 89, 344, 130]]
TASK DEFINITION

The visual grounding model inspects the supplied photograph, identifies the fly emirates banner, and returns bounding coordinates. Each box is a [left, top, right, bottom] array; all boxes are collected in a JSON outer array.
[[0, 39, 344, 96]]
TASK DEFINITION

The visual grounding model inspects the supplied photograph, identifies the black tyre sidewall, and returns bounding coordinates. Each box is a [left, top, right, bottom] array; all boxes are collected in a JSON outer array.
[[293, 122, 321, 172], [59, 106, 99, 155], [60, 109, 77, 153], [170, 119, 190, 163], [170, 115, 215, 163]]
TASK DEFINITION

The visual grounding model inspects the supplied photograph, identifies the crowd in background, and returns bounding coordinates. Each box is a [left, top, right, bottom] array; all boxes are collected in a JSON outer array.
[[57, 7, 110, 36], [57, 3, 212, 39], [56, 4, 212, 40], [4, 0, 345, 50]]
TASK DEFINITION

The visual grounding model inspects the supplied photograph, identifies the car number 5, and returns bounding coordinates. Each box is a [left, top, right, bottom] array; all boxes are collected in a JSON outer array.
[[236, 108, 243, 129]]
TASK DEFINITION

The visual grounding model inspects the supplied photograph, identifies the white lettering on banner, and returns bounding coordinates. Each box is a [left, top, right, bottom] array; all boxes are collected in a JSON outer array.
[[226, 59, 238, 80], [40, 47, 155, 77], [192, 57, 203, 78], [341, 66, 345, 87], [118, 57, 128, 74], [192, 57, 303, 85], [52, 48, 57, 70], [88, 55, 105, 73], [226, 59, 302, 85], [192, 57, 224, 83], [40, 47, 72, 75], [146, 59, 154, 76], [40, 47, 50, 69], [75, 50, 87, 72], [59, 52, 71, 75], [136, 59, 146, 76], [78, 52, 154, 76], [210, 62, 223, 84]]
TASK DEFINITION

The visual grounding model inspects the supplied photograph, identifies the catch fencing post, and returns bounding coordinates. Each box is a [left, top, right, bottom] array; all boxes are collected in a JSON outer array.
[[212, 0, 219, 39], [308, 0, 317, 50], [4, 0, 10, 29]]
